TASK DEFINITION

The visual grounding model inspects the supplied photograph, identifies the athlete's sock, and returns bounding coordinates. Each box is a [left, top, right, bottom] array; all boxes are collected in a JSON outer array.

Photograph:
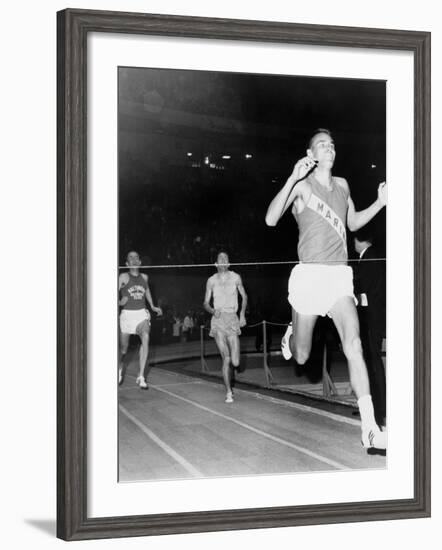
[[357, 394, 378, 431]]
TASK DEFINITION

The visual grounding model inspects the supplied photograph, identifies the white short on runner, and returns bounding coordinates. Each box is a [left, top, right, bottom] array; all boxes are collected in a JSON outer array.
[[119, 309, 151, 335], [209, 311, 241, 338], [288, 263, 355, 317]]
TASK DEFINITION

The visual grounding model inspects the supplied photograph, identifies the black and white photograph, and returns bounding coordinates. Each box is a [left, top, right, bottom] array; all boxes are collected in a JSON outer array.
[[2, 0, 438, 546], [117, 66, 388, 483]]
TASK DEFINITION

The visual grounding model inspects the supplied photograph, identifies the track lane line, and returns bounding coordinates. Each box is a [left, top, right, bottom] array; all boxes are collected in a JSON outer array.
[[151, 385, 350, 470], [119, 404, 203, 478], [121, 372, 360, 426]]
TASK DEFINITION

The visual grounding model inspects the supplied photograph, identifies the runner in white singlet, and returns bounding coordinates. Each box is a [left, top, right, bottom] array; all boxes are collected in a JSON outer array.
[[203, 252, 248, 404]]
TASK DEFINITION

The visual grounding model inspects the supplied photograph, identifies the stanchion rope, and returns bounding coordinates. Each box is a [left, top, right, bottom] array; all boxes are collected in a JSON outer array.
[[118, 258, 386, 269]]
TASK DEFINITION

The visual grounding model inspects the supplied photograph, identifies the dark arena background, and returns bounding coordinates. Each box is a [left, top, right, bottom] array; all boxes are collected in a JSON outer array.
[[117, 67, 387, 482]]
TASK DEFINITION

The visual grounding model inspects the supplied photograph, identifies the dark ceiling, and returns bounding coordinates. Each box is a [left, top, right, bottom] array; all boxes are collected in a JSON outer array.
[[118, 66, 386, 265]]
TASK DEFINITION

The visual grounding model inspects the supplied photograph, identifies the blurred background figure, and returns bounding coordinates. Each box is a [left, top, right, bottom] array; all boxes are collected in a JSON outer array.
[[173, 312, 183, 341], [182, 310, 195, 342], [353, 230, 386, 427]]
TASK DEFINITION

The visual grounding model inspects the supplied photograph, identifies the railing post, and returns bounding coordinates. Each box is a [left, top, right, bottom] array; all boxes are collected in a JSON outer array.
[[262, 320, 273, 387], [200, 325, 209, 373]]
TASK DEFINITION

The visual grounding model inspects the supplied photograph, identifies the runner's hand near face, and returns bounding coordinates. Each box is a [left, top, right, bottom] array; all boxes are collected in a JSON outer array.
[[377, 181, 387, 207], [291, 156, 317, 182]]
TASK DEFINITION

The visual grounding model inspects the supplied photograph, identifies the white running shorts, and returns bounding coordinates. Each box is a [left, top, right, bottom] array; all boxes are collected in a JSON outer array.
[[288, 263, 355, 317], [119, 309, 151, 335]]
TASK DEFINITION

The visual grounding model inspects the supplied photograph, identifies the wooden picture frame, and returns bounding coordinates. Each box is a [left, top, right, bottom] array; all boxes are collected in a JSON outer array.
[[57, 8, 431, 540]]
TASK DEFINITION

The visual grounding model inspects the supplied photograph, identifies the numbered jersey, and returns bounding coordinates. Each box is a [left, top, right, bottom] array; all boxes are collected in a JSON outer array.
[[121, 273, 148, 310], [294, 174, 349, 264]]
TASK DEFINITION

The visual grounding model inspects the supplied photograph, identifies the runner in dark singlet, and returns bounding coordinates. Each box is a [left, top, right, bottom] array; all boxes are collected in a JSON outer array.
[[118, 251, 162, 389], [265, 129, 387, 450]]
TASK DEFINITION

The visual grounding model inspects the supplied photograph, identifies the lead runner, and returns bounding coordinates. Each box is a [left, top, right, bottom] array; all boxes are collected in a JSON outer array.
[[265, 128, 387, 450]]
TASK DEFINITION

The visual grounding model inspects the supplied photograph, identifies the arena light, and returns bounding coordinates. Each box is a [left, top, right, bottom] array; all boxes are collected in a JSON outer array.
[[245, 154, 252, 159], [371, 164, 377, 169], [187, 152, 192, 157], [222, 155, 231, 160]]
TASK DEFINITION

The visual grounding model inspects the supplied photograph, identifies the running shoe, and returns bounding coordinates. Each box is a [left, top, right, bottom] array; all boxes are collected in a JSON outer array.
[[281, 323, 293, 360], [225, 391, 234, 404], [136, 376, 148, 390], [361, 427, 387, 449]]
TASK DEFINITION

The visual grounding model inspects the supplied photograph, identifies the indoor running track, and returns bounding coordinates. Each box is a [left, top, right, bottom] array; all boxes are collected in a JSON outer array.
[[118, 365, 386, 482]]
